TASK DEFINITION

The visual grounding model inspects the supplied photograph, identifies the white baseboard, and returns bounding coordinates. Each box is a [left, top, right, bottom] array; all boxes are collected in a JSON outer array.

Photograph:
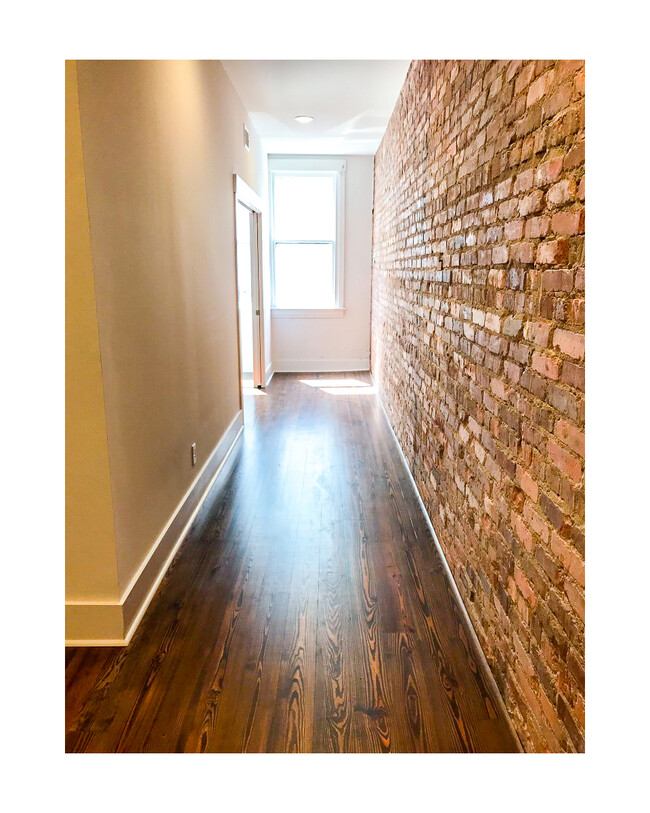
[[65, 410, 244, 646], [272, 358, 370, 373]]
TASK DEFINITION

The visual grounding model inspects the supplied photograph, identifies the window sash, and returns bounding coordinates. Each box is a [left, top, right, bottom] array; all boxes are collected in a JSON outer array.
[[271, 240, 336, 309], [269, 162, 345, 310]]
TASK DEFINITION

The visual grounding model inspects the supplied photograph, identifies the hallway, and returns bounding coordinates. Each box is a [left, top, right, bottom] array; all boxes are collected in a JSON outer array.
[[65, 373, 519, 753]]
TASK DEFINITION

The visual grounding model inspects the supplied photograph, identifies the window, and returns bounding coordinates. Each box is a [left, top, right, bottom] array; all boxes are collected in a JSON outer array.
[[269, 158, 345, 314]]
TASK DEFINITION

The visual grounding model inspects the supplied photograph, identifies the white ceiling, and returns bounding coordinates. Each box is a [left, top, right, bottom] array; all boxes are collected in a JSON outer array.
[[221, 60, 410, 155]]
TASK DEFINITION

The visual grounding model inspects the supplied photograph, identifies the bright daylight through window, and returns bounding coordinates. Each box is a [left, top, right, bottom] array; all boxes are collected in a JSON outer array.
[[270, 158, 345, 311]]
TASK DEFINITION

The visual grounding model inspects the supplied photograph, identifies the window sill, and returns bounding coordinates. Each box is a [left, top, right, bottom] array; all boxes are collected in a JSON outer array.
[[271, 308, 346, 319]]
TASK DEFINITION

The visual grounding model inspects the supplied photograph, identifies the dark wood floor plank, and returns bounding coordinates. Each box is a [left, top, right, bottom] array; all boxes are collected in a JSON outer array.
[[65, 372, 520, 753]]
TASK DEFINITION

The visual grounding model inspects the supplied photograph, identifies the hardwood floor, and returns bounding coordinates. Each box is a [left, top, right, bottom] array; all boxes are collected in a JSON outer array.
[[65, 372, 520, 753]]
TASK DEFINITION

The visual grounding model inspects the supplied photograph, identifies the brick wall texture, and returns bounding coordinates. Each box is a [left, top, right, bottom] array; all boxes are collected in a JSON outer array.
[[371, 60, 585, 752]]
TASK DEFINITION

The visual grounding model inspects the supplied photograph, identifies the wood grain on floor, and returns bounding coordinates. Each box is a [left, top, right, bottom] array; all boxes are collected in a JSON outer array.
[[65, 373, 519, 753]]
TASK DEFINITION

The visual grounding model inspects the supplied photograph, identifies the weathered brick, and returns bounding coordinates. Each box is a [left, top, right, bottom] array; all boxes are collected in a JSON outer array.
[[524, 321, 553, 347], [525, 215, 550, 239], [519, 190, 544, 216], [495, 178, 513, 201], [537, 239, 569, 264], [551, 210, 584, 236], [516, 464, 539, 501], [503, 316, 523, 337], [505, 220, 525, 240], [553, 328, 585, 360], [515, 565, 538, 608], [371, 59, 585, 755], [527, 70, 555, 108], [492, 245, 509, 264], [560, 361, 585, 392], [550, 532, 585, 587], [532, 351, 561, 380], [547, 438, 582, 483], [555, 419, 585, 457], [541, 269, 573, 292], [513, 169, 534, 194], [547, 178, 577, 207], [485, 312, 502, 333], [511, 242, 535, 264], [536, 158, 563, 186]]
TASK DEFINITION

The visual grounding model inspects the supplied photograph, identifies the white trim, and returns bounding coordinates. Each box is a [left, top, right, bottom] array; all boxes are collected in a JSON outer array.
[[268, 157, 346, 172], [273, 358, 369, 373], [271, 308, 346, 319], [234, 174, 265, 391], [65, 639, 130, 647], [65, 413, 244, 646], [234, 174, 263, 212], [371, 375, 524, 753], [265, 361, 274, 387], [125, 411, 243, 606]]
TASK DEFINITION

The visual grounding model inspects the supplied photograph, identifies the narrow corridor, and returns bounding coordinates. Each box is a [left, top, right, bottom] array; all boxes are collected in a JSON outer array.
[[65, 373, 519, 752]]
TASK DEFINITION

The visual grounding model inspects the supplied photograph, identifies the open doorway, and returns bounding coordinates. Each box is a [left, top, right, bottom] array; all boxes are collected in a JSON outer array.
[[234, 176, 265, 404]]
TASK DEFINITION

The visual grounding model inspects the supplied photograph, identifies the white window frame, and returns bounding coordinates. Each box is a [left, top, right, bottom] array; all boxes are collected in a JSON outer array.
[[269, 157, 346, 317]]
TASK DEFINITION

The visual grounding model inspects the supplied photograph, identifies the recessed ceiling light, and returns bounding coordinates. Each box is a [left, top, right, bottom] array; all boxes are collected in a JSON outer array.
[[294, 115, 314, 124]]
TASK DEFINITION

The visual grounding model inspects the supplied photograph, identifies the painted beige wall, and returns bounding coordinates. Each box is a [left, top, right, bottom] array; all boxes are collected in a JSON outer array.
[[65, 61, 121, 602], [270, 155, 374, 371], [75, 60, 264, 596]]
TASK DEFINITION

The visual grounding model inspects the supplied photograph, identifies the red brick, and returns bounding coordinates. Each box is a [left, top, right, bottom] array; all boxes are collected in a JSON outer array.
[[537, 240, 569, 265], [547, 438, 582, 483], [516, 464, 539, 501], [561, 361, 585, 392], [485, 312, 502, 332], [519, 190, 544, 216], [569, 299, 585, 325], [372, 59, 585, 754], [550, 532, 584, 586], [536, 158, 563, 186], [514, 169, 534, 194], [555, 419, 585, 457], [511, 242, 535, 264], [524, 501, 550, 543], [505, 220, 525, 240], [492, 245, 509, 264], [564, 141, 585, 170], [527, 70, 555, 108], [504, 359, 521, 384], [495, 178, 513, 200], [491, 377, 508, 399], [532, 351, 561, 380], [515, 566, 538, 608], [524, 320, 553, 347], [553, 329, 585, 360], [514, 62, 536, 97], [547, 179, 576, 207], [525, 215, 550, 239], [541, 269, 573, 291], [563, 578, 584, 623], [551, 210, 584, 236]]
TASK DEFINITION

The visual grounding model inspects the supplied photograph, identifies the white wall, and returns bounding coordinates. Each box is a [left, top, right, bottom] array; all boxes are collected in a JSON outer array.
[[270, 154, 374, 372], [67, 60, 265, 643]]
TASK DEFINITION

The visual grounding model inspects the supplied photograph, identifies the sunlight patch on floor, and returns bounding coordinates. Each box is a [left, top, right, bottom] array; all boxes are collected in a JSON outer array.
[[319, 386, 377, 395], [299, 378, 376, 395]]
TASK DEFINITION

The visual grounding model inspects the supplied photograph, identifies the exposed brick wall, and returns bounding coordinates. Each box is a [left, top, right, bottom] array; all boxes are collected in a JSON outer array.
[[371, 60, 585, 752]]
